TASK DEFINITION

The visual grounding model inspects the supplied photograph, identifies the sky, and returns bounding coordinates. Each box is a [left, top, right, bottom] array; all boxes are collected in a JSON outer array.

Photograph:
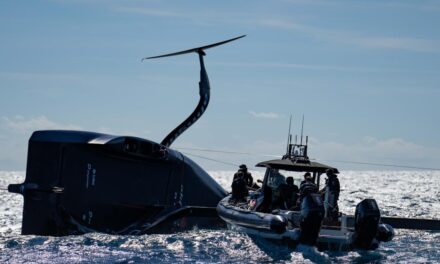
[[0, 0, 439, 171]]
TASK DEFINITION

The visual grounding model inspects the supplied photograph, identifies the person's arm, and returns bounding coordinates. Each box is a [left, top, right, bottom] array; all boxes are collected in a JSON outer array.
[[248, 173, 253, 185], [336, 178, 340, 193]]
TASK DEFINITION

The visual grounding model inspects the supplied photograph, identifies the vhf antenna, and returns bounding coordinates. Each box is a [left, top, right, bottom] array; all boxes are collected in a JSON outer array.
[[286, 114, 292, 154], [300, 114, 304, 145]]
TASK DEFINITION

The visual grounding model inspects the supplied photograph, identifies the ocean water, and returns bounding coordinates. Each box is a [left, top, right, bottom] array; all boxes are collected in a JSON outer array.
[[1, 170, 439, 263]]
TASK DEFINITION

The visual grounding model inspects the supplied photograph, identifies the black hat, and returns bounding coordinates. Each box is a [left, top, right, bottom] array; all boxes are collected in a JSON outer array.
[[239, 164, 247, 169], [326, 168, 338, 175]]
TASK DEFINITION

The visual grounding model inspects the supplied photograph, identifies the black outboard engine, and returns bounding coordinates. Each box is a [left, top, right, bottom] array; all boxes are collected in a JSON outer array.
[[299, 193, 324, 245], [376, 223, 394, 242], [352, 199, 381, 249]]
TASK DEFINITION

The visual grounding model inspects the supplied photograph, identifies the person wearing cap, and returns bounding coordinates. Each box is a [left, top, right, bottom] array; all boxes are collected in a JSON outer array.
[[323, 168, 340, 219]]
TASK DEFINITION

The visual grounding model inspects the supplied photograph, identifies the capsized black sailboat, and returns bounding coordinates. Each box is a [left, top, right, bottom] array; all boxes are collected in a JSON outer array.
[[7, 35, 245, 236]]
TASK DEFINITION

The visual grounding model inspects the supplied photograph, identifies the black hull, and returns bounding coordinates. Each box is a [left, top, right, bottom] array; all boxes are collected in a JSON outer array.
[[8, 130, 227, 236]]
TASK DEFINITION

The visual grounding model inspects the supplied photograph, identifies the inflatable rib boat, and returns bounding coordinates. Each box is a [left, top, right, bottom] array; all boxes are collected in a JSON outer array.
[[217, 142, 394, 250]]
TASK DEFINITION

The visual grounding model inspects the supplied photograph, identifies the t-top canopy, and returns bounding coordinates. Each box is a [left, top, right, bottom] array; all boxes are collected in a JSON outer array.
[[256, 158, 338, 173]]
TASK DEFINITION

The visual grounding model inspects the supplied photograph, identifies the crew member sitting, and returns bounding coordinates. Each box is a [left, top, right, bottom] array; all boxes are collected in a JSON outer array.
[[278, 176, 299, 209]]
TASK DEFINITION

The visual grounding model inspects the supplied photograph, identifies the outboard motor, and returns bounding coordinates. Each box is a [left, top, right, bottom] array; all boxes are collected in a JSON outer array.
[[299, 193, 324, 245], [376, 223, 394, 242], [351, 199, 381, 249]]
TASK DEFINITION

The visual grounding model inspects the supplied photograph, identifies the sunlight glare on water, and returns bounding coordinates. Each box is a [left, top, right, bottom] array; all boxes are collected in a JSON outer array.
[[1, 170, 439, 263]]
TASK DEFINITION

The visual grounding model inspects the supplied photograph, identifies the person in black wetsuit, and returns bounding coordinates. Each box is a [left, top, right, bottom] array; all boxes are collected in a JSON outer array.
[[231, 164, 253, 203], [233, 164, 254, 188], [231, 173, 248, 203]]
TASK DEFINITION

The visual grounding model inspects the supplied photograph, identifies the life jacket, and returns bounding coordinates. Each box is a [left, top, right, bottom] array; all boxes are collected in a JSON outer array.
[[231, 177, 248, 201], [327, 176, 340, 201], [299, 181, 318, 199], [244, 171, 253, 187], [234, 170, 253, 187]]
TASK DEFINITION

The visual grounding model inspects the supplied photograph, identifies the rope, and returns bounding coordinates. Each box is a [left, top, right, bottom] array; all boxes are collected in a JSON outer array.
[[176, 147, 280, 158], [318, 159, 440, 171], [181, 152, 239, 167], [176, 146, 440, 171]]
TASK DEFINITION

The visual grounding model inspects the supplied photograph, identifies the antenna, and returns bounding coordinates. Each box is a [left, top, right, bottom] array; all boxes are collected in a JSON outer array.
[[300, 114, 304, 145], [289, 134, 292, 148], [286, 115, 292, 154], [143, 35, 246, 147]]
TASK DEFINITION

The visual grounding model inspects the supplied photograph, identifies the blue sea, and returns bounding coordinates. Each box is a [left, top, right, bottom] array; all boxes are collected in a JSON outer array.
[[1, 170, 439, 263]]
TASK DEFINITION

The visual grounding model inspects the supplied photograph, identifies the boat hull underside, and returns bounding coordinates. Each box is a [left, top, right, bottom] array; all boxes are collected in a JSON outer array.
[[10, 130, 227, 236]]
